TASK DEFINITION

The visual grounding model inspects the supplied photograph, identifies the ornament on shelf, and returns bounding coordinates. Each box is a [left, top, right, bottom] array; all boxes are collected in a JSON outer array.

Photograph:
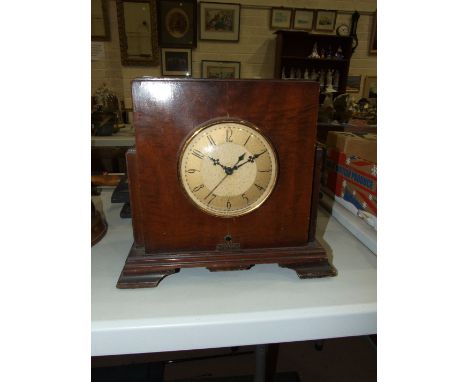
[[325, 69, 336, 93], [333, 70, 340, 89], [296, 68, 302, 79], [335, 45, 344, 59], [322, 90, 335, 109], [289, 67, 295, 79], [310, 69, 318, 81], [326, 45, 333, 59], [319, 70, 325, 87], [304, 68, 309, 79], [281, 67, 286, 79], [308, 42, 320, 59], [318, 86, 337, 122]]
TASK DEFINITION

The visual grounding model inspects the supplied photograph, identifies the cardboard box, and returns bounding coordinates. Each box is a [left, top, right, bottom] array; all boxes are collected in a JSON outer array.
[[323, 131, 377, 218], [326, 131, 376, 163]]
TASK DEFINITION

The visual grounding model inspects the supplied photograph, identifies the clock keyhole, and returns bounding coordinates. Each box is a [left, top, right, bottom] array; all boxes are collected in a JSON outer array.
[[224, 235, 232, 243]]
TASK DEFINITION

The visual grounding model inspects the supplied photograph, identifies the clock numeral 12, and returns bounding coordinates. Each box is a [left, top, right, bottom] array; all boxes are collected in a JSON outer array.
[[225, 128, 233, 142]]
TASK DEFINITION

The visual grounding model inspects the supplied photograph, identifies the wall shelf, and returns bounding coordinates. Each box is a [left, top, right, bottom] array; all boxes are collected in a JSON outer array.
[[274, 30, 353, 93]]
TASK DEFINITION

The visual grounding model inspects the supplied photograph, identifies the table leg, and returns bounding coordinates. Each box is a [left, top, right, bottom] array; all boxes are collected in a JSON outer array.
[[255, 343, 279, 382]]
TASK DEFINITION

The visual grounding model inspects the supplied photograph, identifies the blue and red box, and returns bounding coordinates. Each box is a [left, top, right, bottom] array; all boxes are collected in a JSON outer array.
[[322, 132, 377, 217]]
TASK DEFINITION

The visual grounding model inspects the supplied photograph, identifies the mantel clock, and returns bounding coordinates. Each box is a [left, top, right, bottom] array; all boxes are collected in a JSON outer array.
[[117, 79, 336, 288]]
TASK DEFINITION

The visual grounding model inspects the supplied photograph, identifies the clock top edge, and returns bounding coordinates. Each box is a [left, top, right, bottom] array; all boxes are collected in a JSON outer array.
[[131, 78, 320, 86]]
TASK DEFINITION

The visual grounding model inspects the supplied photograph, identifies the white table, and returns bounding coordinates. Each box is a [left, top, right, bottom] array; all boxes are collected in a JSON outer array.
[[91, 188, 376, 357]]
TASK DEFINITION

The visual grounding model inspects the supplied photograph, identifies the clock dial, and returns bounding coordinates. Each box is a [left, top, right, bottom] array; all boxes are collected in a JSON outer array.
[[179, 120, 278, 217], [336, 24, 349, 36]]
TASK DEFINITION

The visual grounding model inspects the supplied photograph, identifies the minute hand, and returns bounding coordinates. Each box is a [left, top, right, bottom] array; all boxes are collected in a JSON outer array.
[[233, 150, 267, 171]]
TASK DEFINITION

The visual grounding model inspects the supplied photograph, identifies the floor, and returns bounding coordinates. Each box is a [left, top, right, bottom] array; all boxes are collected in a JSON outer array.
[[92, 336, 376, 382]]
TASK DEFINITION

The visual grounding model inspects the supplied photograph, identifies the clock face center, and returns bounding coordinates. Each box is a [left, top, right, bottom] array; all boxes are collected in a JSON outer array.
[[201, 142, 257, 197], [179, 119, 278, 217]]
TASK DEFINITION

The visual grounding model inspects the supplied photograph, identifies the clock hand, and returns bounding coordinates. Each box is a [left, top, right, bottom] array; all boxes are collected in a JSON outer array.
[[208, 155, 229, 171], [223, 153, 246, 175], [204, 173, 229, 200], [233, 150, 267, 171], [204, 153, 246, 200]]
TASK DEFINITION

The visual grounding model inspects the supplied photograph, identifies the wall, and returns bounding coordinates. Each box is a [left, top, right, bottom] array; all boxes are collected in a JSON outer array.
[[91, 0, 377, 109]]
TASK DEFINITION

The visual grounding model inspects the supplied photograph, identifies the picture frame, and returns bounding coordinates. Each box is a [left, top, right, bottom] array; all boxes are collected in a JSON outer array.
[[369, 12, 377, 55], [161, 48, 192, 76], [346, 75, 362, 93], [201, 60, 240, 79], [199, 2, 240, 41], [158, 0, 197, 48], [314, 10, 337, 32], [92, 0, 110, 41], [270, 8, 293, 30], [116, 0, 159, 66], [293, 9, 314, 31], [363, 76, 377, 98]]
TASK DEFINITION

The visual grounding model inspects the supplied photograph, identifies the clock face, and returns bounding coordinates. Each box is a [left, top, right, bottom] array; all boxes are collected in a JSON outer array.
[[179, 120, 278, 217], [336, 24, 349, 36]]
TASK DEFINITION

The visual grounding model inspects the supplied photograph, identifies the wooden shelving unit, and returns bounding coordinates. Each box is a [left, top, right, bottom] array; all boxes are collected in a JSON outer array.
[[274, 30, 353, 93]]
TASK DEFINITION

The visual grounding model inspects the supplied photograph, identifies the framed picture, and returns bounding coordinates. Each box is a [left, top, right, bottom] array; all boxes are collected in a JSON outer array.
[[346, 75, 362, 93], [161, 48, 192, 76], [92, 0, 110, 41], [158, 0, 197, 47], [314, 10, 337, 32], [369, 12, 377, 55], [201, 60, 240, 79], [199, 2, 240, 41], [270, 8, 293, 29], [293, 9, 314, 31], [363, 76, 377, 98]]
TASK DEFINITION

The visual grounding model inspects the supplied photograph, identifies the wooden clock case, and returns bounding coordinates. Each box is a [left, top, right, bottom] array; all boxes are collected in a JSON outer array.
[[117, 79, 336, 288]]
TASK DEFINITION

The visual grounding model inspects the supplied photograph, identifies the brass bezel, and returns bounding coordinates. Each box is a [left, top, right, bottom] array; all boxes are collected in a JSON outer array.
[[177, 118, 279, 218]]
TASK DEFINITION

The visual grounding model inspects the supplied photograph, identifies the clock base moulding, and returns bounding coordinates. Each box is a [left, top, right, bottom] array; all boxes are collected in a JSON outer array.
[[117, 242, 337, 288]]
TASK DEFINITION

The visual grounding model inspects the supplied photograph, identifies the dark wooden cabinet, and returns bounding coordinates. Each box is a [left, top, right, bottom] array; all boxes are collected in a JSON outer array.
[[274, 30, 353, 94]]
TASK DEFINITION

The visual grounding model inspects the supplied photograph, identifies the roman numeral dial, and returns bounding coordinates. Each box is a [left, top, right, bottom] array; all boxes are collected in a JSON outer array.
[[179, 120, 278, 217]]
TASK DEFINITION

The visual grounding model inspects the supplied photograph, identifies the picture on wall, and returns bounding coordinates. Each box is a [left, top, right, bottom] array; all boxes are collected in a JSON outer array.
[[158, 0, 197, 47], [201, 60, 240, 79], [293, 9, 314, 31], [270, 8, 293, 29], [364, 76, 377, 98], [314, 10, 337, 32], [346, 75, 362, 93], [161, 48, 192, 76], [199, 2, 240, 41]]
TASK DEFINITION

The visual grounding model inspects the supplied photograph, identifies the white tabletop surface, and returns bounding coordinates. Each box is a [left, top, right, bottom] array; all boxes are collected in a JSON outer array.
[[91, 188, 377, 356]]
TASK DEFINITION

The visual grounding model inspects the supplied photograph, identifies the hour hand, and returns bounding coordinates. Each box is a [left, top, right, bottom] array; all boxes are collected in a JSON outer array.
[[208, 155, 220, 166], [208, 155, 230, 171]]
